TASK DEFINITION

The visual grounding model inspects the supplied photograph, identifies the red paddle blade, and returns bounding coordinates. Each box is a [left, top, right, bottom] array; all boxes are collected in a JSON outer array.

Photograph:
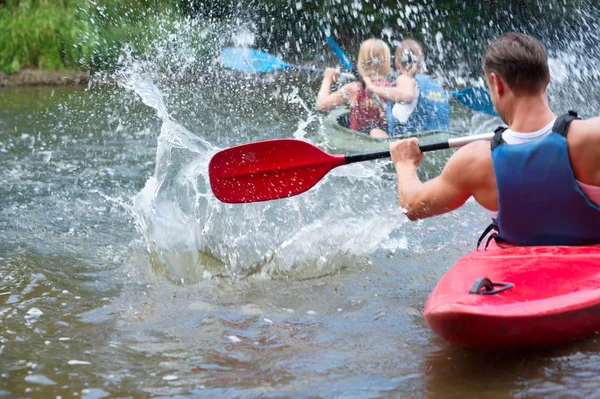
[[209, 139, 346, 203]]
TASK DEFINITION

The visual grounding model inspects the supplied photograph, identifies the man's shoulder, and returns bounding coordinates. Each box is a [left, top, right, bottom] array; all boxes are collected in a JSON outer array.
[[443, 140, 493, 183], [566, 118, 600, 184], [451, 140, 492, 163], [567, 118, 600, 146], [567, 117, 600, 157], [569, 117, 600, 134]]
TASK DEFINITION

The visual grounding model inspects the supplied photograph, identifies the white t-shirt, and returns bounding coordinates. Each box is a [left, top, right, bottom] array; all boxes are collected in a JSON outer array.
[[487, 119, 600, 216]]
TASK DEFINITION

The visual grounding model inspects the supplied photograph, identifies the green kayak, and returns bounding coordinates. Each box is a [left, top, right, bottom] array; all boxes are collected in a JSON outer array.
[[321, 108, 459, 152]]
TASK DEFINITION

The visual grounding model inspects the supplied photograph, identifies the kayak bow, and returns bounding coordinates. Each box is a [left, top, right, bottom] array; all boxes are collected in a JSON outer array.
[[425, 240, 600, 349]]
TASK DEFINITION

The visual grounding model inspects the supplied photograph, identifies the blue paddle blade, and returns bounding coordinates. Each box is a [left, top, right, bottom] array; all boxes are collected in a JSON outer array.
[[451, 87, 499, 116], [221, 47, 290, 73], [325, 36, 354, 71]]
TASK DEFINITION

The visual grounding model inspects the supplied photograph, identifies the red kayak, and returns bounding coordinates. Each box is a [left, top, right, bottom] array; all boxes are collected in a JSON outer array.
[[424, 240, 600, 349]]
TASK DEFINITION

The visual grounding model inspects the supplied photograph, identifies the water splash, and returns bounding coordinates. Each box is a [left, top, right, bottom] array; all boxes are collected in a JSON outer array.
[[124, 72, 407, 282], [106, 2, 600, 284]]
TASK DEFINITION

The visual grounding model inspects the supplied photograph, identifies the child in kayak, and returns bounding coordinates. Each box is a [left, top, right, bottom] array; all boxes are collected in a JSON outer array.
[[364, 39, 450, 138], [316, 38, 392, 133]]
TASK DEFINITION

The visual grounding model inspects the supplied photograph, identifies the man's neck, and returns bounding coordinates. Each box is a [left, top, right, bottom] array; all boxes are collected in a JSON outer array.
[[505, 94, 557, 133]]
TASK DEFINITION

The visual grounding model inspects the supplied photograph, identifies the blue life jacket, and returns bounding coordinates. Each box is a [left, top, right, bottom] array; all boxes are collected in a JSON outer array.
[[490, 112, 600, 246], [386, 74, 450, 136]]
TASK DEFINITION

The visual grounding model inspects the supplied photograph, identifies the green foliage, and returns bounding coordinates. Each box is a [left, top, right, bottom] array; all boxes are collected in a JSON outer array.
[[77, 0, 180, 72], [0, 2, 81, 73], [0, 0, 182, 74], [0, 0, 591, 74]]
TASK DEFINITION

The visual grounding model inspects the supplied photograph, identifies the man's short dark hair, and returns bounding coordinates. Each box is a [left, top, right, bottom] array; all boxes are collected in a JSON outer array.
[[483, 33, 549, 93]]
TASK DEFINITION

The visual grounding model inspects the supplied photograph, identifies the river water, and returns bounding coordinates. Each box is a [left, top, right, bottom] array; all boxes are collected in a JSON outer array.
[[3, 20, 600, 399]]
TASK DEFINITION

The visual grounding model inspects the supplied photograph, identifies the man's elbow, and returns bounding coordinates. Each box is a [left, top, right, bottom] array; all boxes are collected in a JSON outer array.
[[400, 198, 425, 221], [405, 210, 421, 221], [404, 207, 423, 221]]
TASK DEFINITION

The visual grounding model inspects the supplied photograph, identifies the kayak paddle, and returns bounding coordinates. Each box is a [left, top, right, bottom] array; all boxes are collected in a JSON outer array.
[[221, 47, 354, 78], [449, 86, 497, 116], [324, 34, 354, 72], [209, 133, 494, 204], [322, 34, 498, 116]]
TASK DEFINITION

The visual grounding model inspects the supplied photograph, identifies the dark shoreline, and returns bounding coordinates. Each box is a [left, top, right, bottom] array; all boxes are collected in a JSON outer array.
[[0, 69, 90, 88]]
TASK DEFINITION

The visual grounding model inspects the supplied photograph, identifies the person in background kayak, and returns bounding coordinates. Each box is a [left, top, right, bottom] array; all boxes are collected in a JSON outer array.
[[316, 39, 391, 133], [391, 32, 600, 246], [363, 39, 450, 139]]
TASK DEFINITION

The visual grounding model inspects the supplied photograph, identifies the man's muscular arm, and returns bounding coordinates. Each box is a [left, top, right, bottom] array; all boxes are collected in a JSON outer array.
[[392, 139, 485, 220]]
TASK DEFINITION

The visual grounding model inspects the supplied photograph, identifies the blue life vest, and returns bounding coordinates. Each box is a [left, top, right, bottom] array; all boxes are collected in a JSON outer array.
[[386, 74, 450, 136], [490, 112, 600, 246]]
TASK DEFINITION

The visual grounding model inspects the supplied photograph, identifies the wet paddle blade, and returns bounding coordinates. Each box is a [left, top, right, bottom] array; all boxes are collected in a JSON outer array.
[[451, 87, 498, 116], [221, 47, 290, 73], [209, 139, 346, 204]]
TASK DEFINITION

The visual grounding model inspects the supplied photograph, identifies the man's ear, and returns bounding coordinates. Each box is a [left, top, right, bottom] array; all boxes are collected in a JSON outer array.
[[490, 72, 504, 96]]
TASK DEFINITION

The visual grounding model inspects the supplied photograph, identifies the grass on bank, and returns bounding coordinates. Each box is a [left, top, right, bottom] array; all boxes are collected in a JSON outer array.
[[0, 0, 181, 74], [0, 0, 589, 75], [0, 3, 83, 73]]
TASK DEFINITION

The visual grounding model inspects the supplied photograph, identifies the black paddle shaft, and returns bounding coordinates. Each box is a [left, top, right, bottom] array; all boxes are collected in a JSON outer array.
[[344, 141, 451, 164]]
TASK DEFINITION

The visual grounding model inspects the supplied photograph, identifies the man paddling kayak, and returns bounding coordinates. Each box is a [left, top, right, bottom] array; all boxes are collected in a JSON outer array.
[[392, 32, 600, 245]]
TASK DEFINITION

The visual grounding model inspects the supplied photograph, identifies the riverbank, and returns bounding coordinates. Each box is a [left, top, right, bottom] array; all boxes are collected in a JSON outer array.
[[0, 69, 89, 87]]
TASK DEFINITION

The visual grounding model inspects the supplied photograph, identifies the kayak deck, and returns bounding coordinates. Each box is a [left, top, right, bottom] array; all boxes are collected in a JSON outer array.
[[333, 108, 455, 141], [321, 108, 458, 152], [424, 241, 600, 349]]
